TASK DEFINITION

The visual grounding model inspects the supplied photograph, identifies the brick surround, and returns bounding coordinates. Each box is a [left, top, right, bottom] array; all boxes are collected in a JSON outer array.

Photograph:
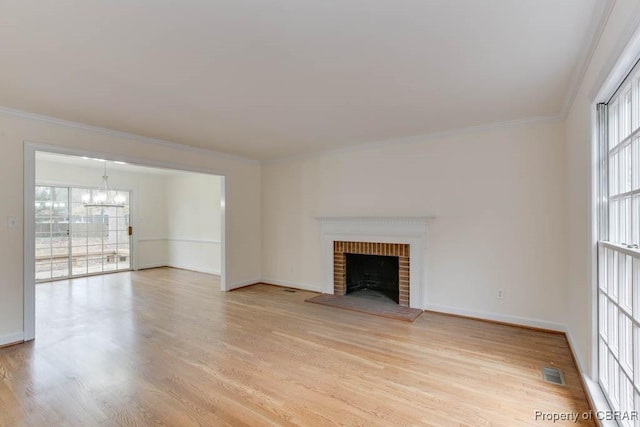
[[333, 241, 410, 307]]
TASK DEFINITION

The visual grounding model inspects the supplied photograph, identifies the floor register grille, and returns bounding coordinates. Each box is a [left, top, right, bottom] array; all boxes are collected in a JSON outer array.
[[542, 366, 565, 385]]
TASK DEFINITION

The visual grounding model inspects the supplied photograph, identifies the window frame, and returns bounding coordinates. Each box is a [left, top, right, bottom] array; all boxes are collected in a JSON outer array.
[[597, 58, 640, 426]]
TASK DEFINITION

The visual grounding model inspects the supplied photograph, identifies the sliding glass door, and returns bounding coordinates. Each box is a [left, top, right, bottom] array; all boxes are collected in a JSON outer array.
[[35, 186, 132, 282], [35, 186, 70, 281]]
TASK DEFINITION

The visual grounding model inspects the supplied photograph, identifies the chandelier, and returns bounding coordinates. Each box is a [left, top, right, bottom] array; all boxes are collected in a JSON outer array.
[[83, 161, 125, 208]]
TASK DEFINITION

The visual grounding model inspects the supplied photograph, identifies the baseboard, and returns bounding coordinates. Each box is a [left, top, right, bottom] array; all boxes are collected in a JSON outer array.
[[564, 331, 588, 375], [260, 278, 324, 293], [424, 304, 566, 333], [138, 263, 221, 275], [0, 332, 24, 348], [137, 263, 168, 270], [227, 278, 262, 291], [565, 331, 615, 427], [166, 263, 220, 275]]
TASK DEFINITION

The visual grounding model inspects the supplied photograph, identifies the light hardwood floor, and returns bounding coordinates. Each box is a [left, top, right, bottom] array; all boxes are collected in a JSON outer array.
[[0, 268, 593, 426]]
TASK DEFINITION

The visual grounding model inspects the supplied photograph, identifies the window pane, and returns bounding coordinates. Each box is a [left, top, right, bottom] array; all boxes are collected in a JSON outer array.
[[621, 314, 633, 374], [600, 63, 640, 421], [621, 197, 631, 243], [634, 72, 640, 131], [610, 251, 619, 301], [622, 143, 633, 193], [621, 255, 633, 313], [633, 195, 640, 246], [610, 101, 619, 149], [633, 138, 640, 191], [600, 246, 608, 293], [72, 257, 88, 276], [610, 301, 620, 357], [622, 89, 632, 140], [611, 151, 620, 196], [635, 259, 640, 322], [601, 292, 609, 340], [611, 350, 621, 408], [634, 325, 640, 386], [601, 338, 609, 391], [611, 199, 620, 243], [621, 371, 633, 427]]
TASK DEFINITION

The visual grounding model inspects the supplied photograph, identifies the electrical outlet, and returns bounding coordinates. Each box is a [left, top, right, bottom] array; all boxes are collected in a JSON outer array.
[[496, 289, 505, 300]]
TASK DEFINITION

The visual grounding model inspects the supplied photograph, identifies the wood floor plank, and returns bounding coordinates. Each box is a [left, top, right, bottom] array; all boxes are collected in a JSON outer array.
[[0, 268, 594, 426]]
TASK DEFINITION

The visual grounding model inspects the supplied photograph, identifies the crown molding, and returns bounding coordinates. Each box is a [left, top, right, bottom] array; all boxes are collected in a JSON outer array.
[[590, 3, 640, 103], [561, 0, 616, 117], [266, 113, 562, 165], [0, 108, 561, 167], [0, 105, 260, 165]]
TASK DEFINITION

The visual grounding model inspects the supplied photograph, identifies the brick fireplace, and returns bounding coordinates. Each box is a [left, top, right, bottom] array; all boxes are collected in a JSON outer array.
[[333, 241, 410, 306], [319, 217, 429, 309]]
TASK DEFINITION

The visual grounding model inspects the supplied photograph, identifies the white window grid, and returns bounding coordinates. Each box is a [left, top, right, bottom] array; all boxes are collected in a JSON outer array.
[[599, 60, 640, 427], [35, 185, 131, 282]]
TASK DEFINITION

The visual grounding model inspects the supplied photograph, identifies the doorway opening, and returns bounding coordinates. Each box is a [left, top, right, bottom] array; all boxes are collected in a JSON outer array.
[[25, 145, 227, 341]]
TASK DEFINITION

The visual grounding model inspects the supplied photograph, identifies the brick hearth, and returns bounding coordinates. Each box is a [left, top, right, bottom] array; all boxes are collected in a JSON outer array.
[[333, 241, 410, 306]]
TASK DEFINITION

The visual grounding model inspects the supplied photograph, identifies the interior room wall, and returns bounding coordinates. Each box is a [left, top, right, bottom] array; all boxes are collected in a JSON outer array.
[[565, 0, 640, 374], [0, 112, 261, 346], [262, 118, 568, 330], [35, 157, 170, 269], [165, 173, 222, 274]]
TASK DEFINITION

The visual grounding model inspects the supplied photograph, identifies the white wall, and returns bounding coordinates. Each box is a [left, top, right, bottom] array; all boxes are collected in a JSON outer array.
[[35, 157, 170, 269], [565, 1, 640, 375], [166, 173, 222, 274], [0, 111, 261, 346], [262, 119, 568, 330]]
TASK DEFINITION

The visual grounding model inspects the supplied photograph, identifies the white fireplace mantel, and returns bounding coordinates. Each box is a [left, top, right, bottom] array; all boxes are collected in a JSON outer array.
[[318, 216, 431, 309]]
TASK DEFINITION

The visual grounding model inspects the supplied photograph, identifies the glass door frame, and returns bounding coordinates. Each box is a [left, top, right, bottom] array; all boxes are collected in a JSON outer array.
[[35, 181, 133, 283], [34, 185, 71, 282], [72, 187, 132, 278]]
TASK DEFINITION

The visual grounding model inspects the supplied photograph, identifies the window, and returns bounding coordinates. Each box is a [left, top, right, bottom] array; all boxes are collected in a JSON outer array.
[[35, 185, 132, 282], [598, 59, 640, 426]]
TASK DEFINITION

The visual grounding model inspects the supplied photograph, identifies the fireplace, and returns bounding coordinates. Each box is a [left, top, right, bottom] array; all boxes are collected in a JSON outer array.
[[333, 241, 410, 306], [346, 253, 399, 303], [319, 217, 429, 309]]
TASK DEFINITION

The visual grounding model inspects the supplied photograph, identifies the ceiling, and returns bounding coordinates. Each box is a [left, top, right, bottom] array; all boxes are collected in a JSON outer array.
[[2, 0, 608, 160]]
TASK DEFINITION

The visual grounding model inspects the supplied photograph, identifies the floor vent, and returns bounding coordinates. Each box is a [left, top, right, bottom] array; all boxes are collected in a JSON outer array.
[[541, 366, 565, 385], [283, 289, 296, 293]]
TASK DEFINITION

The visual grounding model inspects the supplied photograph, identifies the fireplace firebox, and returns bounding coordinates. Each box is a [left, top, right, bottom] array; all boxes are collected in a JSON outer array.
[[346, 254, 399, 303], [333, 241, 410, 306]]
